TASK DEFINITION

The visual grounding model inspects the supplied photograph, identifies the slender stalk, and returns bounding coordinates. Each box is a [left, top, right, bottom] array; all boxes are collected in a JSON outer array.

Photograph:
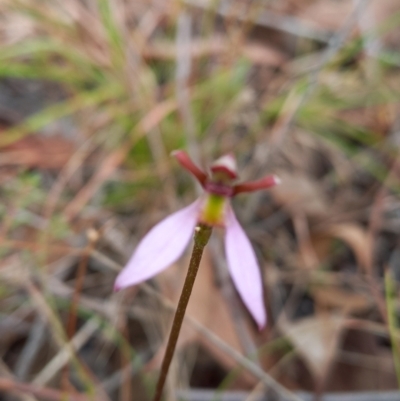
[[152, 224, 212, 401], [385, 269, 400, 387]]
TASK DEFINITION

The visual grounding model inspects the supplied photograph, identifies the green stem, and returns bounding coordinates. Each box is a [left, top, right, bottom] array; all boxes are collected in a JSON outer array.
[[152, 224, 212, 401], [385, 268, 400, 387]]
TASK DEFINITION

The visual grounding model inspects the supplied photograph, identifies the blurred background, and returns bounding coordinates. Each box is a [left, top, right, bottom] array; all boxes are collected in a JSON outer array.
[[1, 0, 400, 400]]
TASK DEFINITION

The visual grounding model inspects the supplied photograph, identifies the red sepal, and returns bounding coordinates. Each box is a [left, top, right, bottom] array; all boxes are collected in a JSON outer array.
[[233, 175, 280, 195], [171, 150, 207, 187]]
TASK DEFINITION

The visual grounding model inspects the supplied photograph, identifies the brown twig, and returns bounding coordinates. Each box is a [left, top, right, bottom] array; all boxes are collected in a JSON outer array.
[[62, 229, 99, 391]]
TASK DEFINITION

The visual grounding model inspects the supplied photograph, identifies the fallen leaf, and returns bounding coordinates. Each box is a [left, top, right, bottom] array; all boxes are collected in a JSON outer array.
[[281, 314, 345, 381], [298, 0, 354, 31], [271, 173, 328, 218], [323, 223, 373, 273], [312, 286, 372, 315], [292, 211, 320, 269], [0, 135, 75, 169], [241, 42, 287, 67]]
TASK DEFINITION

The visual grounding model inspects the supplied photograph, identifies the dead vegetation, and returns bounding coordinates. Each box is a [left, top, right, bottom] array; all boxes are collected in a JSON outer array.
[[0, 0, 400, 400]]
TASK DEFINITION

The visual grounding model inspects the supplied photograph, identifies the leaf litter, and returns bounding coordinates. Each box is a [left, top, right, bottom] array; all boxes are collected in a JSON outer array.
[[0, 0, 400, 400]]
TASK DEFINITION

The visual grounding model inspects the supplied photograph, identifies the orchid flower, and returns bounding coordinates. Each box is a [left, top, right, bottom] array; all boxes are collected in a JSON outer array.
[[115, 151, 280, 328]]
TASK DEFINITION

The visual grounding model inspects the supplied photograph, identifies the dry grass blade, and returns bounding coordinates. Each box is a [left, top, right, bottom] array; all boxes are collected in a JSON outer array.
[[1, 0, 400, 397], [0, 377, 98, 401], [63, 98, 178, 220], [32, 318, 100, 386], [252, 0, 373, 169], [183, 0, 332, 42]]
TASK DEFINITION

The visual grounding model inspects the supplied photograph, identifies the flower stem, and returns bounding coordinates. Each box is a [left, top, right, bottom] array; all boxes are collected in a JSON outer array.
[[152, 223, 212, 401]]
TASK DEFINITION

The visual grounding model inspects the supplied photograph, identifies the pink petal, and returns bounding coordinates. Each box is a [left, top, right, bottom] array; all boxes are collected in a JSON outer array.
[[224, 205, 267, 329], [114, 199, 201, 290]]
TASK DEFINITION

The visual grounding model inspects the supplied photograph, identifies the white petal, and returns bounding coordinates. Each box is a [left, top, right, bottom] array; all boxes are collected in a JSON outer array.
[[115, 199, 201, 289], [224, 206, 267, 328]]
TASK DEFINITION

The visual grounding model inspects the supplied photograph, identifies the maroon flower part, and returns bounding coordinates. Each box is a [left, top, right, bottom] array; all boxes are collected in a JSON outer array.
[[115, 150, 280, 329], [173, 150, 279, 195]]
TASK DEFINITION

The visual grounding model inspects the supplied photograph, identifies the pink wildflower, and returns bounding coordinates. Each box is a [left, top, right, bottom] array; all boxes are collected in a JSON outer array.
[[115, 151, 280, 328]]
